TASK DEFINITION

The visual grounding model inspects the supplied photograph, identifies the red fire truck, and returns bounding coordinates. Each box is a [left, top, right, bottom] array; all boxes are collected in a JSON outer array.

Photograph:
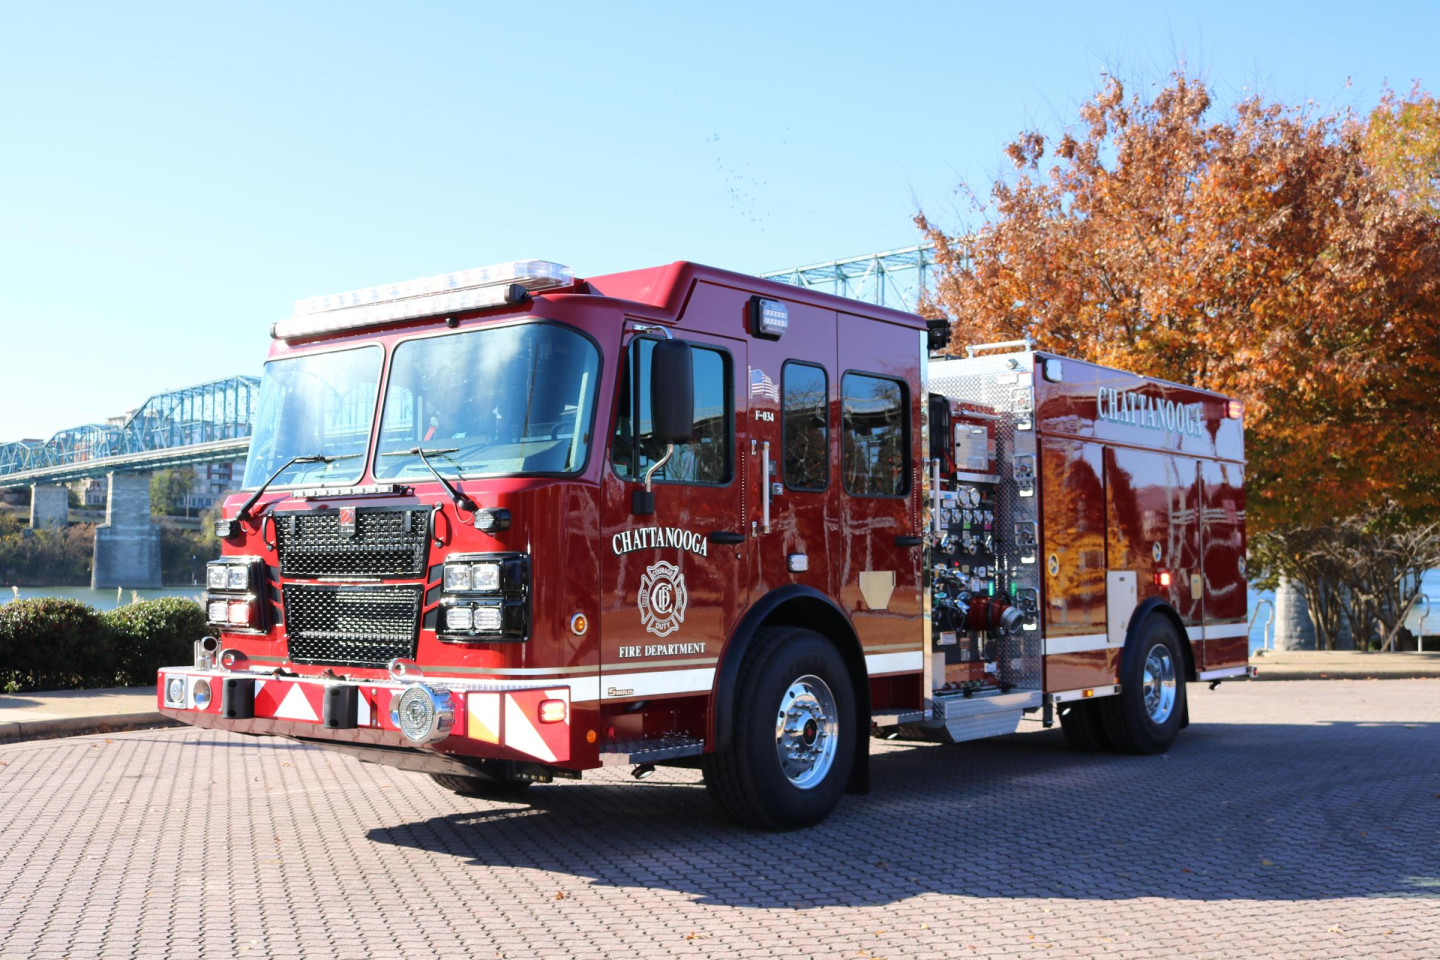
[[159, 258, 1252, 829]]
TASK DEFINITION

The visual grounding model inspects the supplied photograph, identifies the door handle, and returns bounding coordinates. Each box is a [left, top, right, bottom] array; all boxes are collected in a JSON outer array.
[[708, 530, 746, 545], [761, 440, 772, 534], [894, 535, 924, 548]]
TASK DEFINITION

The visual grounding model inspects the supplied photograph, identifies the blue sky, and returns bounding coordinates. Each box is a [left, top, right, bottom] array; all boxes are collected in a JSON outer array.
[[1, 1, 1435, 440]]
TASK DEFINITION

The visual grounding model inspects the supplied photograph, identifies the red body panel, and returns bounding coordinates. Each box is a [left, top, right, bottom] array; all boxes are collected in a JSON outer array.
[[1034, 355, 1248, 687]]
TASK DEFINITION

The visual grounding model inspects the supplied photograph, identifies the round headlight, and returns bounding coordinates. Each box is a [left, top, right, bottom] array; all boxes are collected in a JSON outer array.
[[389, 685, 454, 743], [193, 679, 212, 708], [166, 676, 185, 705]]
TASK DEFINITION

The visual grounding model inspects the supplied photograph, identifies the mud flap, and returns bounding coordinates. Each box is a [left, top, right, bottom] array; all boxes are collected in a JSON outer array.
[[846, 722, 870, 794]]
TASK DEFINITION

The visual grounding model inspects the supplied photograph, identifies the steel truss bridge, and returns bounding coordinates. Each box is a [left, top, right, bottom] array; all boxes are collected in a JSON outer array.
[[0, 376, 260, 487], [759, 242, 940, 314], [0, 243, 941, 488]]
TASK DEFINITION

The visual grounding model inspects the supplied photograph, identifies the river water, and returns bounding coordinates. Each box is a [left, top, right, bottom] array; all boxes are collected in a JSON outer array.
[[4, 574, 1437, 643], [2, 586, 205, 611]]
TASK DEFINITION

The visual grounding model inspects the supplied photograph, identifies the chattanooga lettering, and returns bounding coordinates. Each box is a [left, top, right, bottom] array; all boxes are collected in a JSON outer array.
[[611, 526, 709, 557], [1096, 387, 1203, 437], [616, 642, 707, 658]]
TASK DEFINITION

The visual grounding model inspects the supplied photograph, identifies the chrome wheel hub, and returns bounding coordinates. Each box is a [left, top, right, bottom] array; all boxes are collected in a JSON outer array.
[[1142, 643, 1178, 724], [775, 675, 839, 789]]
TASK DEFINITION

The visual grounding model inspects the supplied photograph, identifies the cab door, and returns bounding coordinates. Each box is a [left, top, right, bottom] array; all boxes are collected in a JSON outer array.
[[836, 313, 924, 675], [599, 327, 748, 712], [745, 303, 838, 604]]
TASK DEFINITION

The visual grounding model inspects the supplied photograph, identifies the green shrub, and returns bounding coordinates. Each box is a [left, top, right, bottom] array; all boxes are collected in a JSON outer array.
[[0, 597, 117, 692], [0, 596, 206, 693], [101, 597, 207, 685]]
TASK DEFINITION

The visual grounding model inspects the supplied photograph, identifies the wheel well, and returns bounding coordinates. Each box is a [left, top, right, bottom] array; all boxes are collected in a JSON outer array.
[[1134, 601, 1198, 682], [760, 597, 871, 713], [709, 587, 871, 793]]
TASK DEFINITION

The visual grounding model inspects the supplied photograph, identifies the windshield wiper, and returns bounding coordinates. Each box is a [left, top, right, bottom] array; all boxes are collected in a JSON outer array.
[[382, 447, 476, 512], [237, 453, 359, 522]]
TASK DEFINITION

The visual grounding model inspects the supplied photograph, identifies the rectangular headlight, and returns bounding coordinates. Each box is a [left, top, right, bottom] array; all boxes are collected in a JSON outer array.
[[444, 563, 473, 592], [471, 563, 500, 592], [445, 607, 473, 631], [206, 564, 228, 590], [227, 601, 252, 626], [473, 606, 503, 632], [226, 566, 249, 590]]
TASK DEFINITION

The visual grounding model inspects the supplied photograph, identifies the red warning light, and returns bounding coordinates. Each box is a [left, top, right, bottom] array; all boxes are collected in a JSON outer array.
[[1154, 570, 1173, 587]]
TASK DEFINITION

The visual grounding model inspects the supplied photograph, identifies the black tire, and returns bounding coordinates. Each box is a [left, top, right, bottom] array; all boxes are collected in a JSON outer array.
[[1058, 698, 1111, 752], [428, 772, 532, 798], [1099, 614, 1188, 754], [703, 626, 856, 830]]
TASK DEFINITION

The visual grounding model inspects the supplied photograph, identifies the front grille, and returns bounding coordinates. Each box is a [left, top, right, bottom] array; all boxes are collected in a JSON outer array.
[[283, 584, 423, 668], [274, 507, 429, 578]]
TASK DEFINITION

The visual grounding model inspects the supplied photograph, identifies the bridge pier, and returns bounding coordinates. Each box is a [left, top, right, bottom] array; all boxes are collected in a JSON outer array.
[[92, 472, 162, 589], [29, 484, 69, 529]]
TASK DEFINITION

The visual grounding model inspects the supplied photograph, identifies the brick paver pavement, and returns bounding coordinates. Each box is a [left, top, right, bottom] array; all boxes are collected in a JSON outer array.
[[0, 679, 1436, 959]]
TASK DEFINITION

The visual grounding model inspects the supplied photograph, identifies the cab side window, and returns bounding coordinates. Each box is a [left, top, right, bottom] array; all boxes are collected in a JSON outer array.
[[841, 373, 909, 497], [612, 338, 732, 485], [782, 362, 828, 491]]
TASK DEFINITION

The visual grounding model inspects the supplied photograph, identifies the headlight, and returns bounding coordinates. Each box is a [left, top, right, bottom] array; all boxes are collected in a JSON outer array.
[[437, 553, 529, 642], [226, 566, 249, 590], [227, 601, 252, 626], [444, 564, 473, 592], [471, 563, 500, 591], [473, 606, 503, 632], [389, 685, 454, 743], [206, 564, 228, 590], [444, 561, 501, 592]]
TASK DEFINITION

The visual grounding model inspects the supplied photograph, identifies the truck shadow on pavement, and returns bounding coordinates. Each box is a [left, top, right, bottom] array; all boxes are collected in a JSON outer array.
[[366, 721, 1440, 908]]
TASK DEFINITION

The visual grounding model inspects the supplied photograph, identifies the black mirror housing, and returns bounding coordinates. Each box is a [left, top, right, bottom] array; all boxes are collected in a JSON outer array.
[[649, 339, 694, 445]]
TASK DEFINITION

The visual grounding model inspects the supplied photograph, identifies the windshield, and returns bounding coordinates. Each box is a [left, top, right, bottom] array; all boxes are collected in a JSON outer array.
[[374, 322, 600, 480], [242, 345, 383, 489]]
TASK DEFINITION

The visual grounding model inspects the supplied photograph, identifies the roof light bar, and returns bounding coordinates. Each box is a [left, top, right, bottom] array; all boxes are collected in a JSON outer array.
[[271, 260, 574, 341]]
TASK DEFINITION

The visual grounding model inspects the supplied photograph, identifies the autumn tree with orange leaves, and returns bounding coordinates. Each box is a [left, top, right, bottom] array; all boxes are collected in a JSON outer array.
[[918, 72, 1440, 536]]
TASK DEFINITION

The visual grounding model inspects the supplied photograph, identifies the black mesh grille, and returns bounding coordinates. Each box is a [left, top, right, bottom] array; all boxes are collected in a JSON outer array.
[[283, 584, 422, 668], [274, 508, 429, 578]]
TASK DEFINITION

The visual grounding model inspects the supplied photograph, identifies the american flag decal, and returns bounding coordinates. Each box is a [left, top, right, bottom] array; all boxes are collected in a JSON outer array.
[[749, 367, 779, 401]]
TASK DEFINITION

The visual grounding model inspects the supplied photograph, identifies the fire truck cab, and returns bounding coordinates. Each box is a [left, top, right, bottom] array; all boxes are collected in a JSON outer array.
[[159, 258, 1251, 829]]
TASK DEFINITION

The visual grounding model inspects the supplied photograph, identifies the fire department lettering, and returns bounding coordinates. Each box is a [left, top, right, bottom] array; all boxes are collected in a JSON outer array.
[[616, 642, 707, 659], [638, 560, 687, 637], [611, 526, 709, 557]]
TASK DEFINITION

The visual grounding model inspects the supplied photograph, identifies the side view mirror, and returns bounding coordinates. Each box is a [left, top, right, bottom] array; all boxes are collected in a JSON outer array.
[[649, 339, 694, 445], [633, 338, 694, 515]]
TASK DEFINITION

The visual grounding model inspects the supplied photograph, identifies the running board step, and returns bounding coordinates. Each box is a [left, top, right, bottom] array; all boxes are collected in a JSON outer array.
[[599, 736, 705, 767]]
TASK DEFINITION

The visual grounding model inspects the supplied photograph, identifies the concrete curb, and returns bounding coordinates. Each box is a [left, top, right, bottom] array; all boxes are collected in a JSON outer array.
[[0, 713, 181, 744], [1254, 670, 1440, 682]]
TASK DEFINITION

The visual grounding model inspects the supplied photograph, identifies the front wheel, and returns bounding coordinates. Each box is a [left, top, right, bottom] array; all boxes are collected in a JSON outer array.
[[703, 626, 856, 830], [1100, 614, 1188, 754]]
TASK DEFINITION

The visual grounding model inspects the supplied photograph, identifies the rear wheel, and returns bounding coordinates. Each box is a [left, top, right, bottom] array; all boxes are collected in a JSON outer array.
[[703, 626, 855, 830], [1058, 698, 1111, 752], [1100, 614, 1188, 754], [428, 772, 532, 799]]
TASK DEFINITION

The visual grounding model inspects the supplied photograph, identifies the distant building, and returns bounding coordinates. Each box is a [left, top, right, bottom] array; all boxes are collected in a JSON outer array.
[[69, 458, 248, 514]]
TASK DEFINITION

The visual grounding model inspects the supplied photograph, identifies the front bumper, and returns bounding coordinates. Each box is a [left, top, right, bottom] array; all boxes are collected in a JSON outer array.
[[157, 667, 572, 764]]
